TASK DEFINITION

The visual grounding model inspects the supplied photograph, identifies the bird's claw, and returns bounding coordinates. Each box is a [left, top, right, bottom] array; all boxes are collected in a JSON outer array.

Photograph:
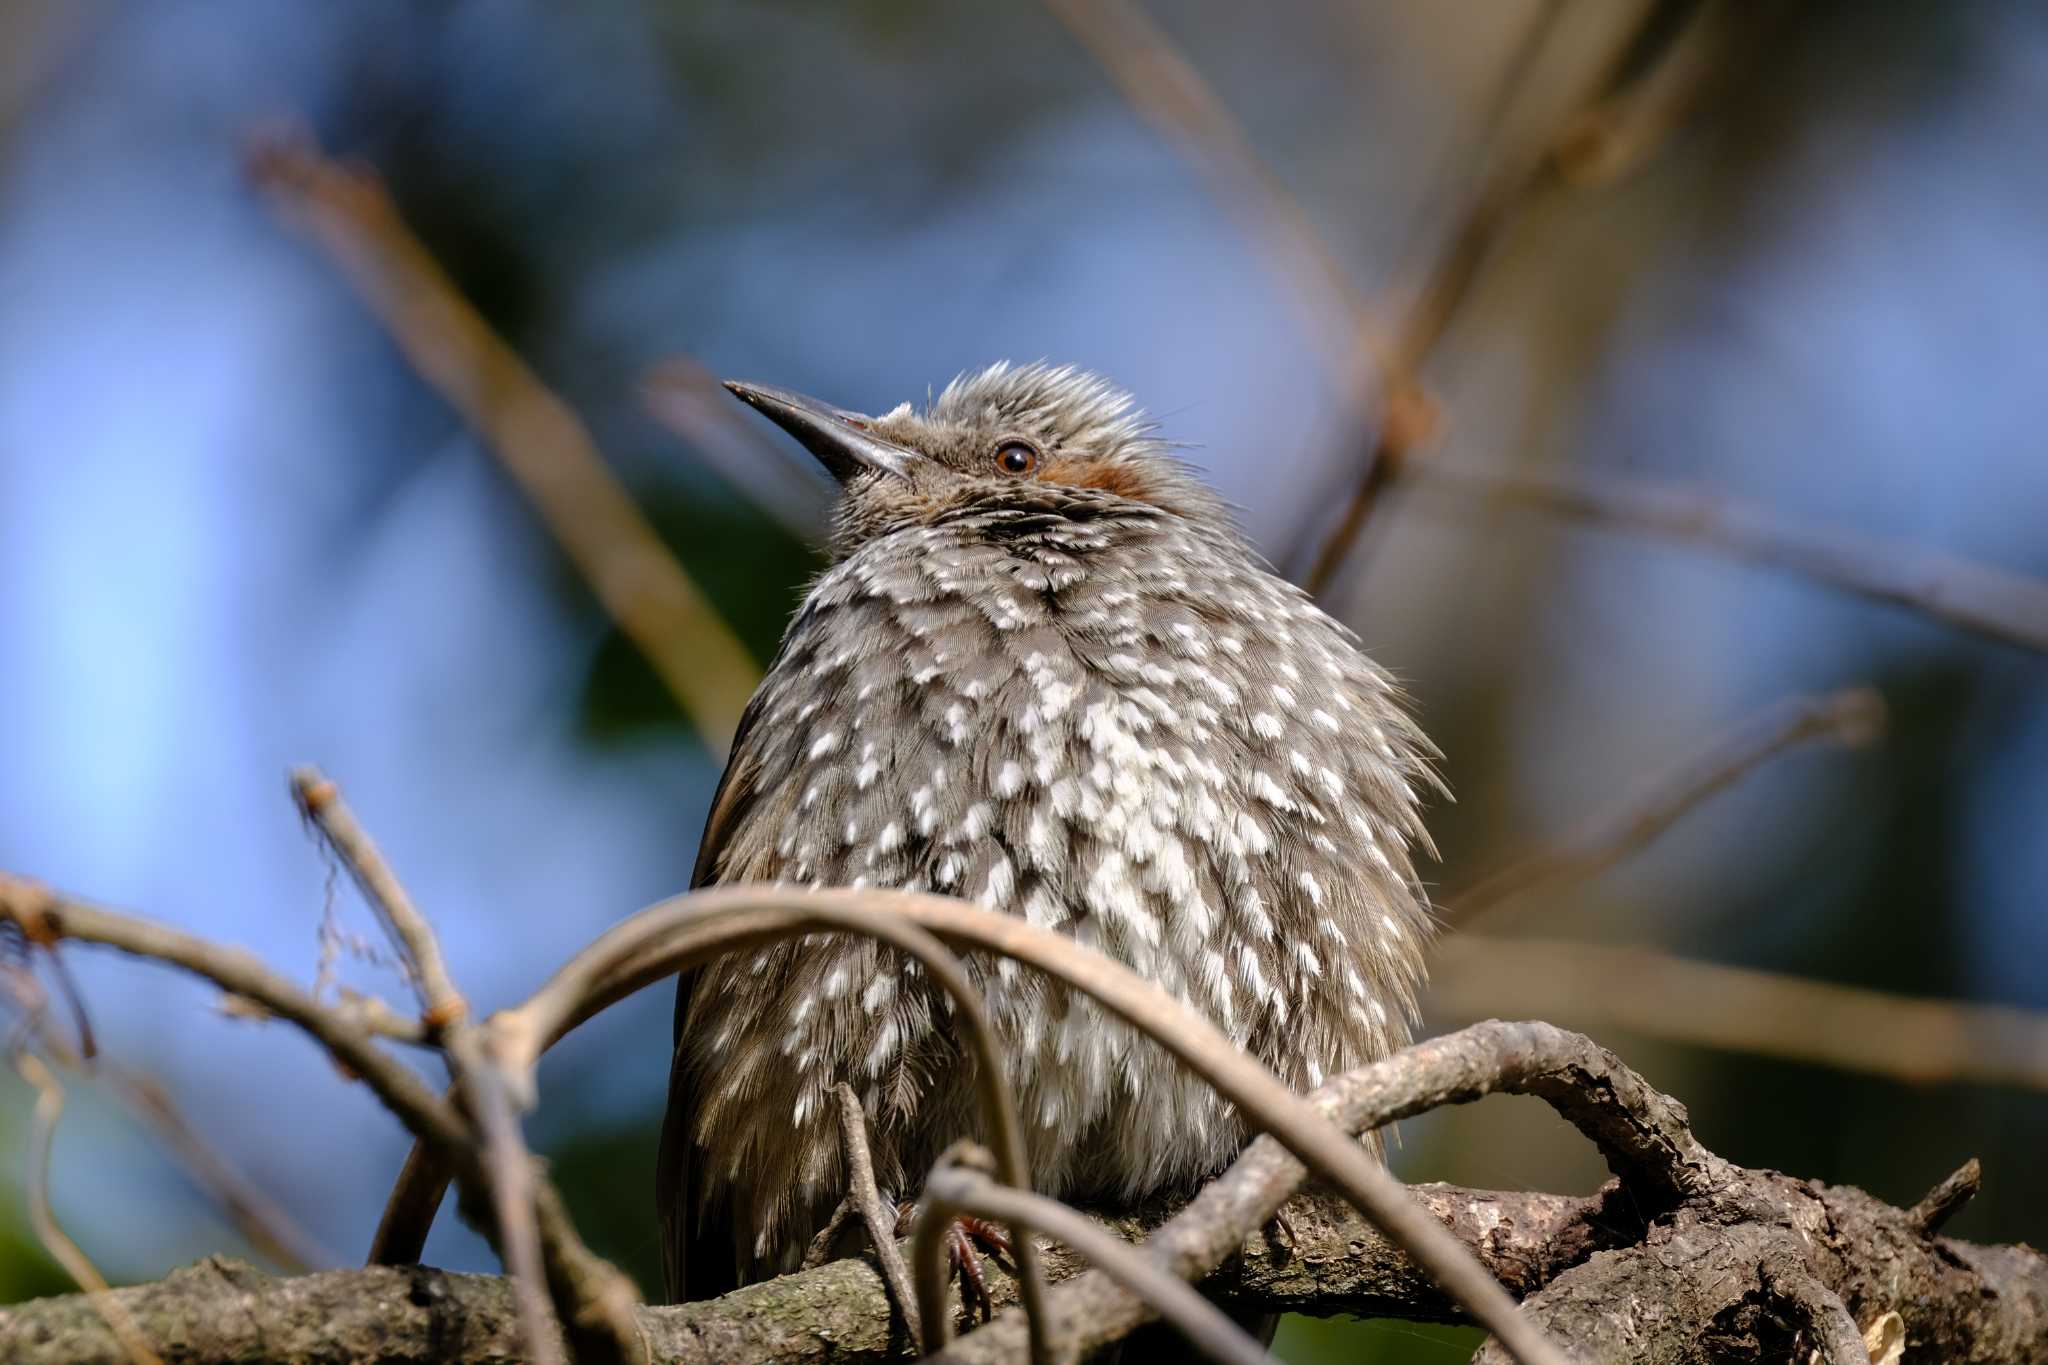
[[895, 1202, 1012, 1323]]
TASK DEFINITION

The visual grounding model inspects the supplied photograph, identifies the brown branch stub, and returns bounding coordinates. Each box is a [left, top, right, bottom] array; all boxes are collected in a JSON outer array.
[[1908, 1157, 1981, 1237], [246, 127, 760, 752], [1550, 0, 1745, 187], [1763, 1257, 1870, 1365]]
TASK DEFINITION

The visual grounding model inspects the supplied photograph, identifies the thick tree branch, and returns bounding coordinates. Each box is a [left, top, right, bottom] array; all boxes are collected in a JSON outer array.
[[5, 1166, 2043, 1365], [11, 871, 2046, 1362]]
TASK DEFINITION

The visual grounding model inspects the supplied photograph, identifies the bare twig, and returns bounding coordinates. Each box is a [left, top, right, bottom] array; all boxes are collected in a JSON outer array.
[[1551, 1, 1743, 185], [379, 902, 1058, 1361], [245, 129, 760, 751], [800, 1200, 855, 1272], [509, 887, 1569, 1365], [1041, 0, 1551, 595], [1037, 0, 1372, 382], [1908, 1157, 1981, 1237], [0, 875, 467, 1152], [915, 1143, 1272, 1365], [1432, 936, 2048, 1092], [368, 1139, 448, 1270], [1, 952, 329, 1272], [498, 899, 1055, 1365], [13, 1052, 165, 1365], [1419, 464, 2048, 655], [461, 1063, 561, 1365], [95, 1066, 332, 1273], [828, 1083, 923, 1351], [0, 872, 642, 1365], [1296, 5, 1665, 594], [291, 769, 465, 1031], [1444, 687, 1886, 929], [289, 768, 564, 1365]]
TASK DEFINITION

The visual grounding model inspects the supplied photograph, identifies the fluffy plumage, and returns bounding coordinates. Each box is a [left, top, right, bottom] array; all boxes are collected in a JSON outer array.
[[659, 363, 1438, 1301]]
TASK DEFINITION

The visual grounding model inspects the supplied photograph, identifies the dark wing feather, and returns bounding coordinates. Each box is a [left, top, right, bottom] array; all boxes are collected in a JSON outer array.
[[656, 692, 773, 1303]]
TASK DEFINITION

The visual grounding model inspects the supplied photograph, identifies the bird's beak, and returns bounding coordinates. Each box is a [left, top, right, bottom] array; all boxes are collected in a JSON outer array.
[[722, 380, 921, 482]]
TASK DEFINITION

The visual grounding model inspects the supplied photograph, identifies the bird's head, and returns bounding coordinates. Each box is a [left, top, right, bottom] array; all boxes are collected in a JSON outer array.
[[724, 362, 1234, 556]]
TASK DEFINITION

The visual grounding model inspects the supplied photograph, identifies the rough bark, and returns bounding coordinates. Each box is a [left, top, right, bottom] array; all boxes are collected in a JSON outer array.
[[2, 1176, 2041, 1364]]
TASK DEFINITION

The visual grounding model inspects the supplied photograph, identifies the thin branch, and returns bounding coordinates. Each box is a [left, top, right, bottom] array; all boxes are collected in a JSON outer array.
[[13, 1051, 165, 1365], [94, 1065, 333, 1274], [368, 1139, 447, 1269], [289, 767, 567, 1365], [245, 129, 760, 751], [1432, 936, 2048, 1092], [290, 769, 465, 1031], [1296, 4, 1664, 594], [1443, 687, 1886, 930], [0, 872, 642, 1364], [908, 1142, 992, 1352], [1037, 0, 1374, 384], [1039, 0, 1557, 595], [1419, 464, 2048, 655], [915, 1144, 1271, 1365], [497, 900, 1059, 1365], [509, 887, 1570, 1365], [0, 874, 467, 1152], [461, 1061, 562, 1365], [828, 1083, 922, 1352], [357, 896, 1059, 1360], [1550, 0, 1744, 186]]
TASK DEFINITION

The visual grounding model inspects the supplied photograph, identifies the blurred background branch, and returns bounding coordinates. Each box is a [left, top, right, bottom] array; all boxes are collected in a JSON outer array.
[[1432, 938, 2048, 1093], [1419, 465, 2048, 655], [247, 130, 760, 753]]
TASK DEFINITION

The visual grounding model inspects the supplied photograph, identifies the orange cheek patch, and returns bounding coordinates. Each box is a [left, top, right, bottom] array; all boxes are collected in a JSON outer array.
[[1044, 457, 1158, 504]]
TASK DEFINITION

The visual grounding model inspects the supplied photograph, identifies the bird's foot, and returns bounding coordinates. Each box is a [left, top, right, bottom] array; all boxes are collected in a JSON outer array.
[[895, 1202, 1012, 1322]]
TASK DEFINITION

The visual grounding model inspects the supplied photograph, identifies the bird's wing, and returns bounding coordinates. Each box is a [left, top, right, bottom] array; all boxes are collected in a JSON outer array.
[[656, 685, 774, 1304]]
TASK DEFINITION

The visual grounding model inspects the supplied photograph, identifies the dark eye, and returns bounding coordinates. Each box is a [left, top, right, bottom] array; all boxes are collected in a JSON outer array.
[[994, 441, 1039, 476]]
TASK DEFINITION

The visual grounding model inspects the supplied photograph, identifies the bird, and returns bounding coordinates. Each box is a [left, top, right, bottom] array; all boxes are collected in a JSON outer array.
[[658, 362, 1439, 1307]]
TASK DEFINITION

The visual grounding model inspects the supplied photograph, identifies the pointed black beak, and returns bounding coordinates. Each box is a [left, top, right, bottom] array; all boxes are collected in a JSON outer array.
[[722, 380, 920, 482]]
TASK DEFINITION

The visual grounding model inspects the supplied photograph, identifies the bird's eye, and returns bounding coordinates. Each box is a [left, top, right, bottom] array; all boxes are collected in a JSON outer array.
[[994, 441, 1040, 476]]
